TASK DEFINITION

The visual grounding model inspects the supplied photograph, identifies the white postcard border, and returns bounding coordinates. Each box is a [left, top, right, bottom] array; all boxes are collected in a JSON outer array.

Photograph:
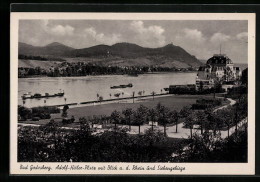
[[10, 13, 255, 175]]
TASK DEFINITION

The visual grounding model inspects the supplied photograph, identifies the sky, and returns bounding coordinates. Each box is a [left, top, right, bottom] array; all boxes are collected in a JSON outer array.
[[19, 20, 248, 63]]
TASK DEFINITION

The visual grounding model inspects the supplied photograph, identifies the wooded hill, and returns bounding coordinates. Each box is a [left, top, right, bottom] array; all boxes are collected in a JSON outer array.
[[19, 42, 203, 68]]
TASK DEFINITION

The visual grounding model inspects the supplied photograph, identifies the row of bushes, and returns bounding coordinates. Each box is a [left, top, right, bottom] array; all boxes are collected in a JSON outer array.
[[191, 98, 222, 110], [227, 85, 247, 99], [169, 87, 225, 95], [18, 106, 60, 121]]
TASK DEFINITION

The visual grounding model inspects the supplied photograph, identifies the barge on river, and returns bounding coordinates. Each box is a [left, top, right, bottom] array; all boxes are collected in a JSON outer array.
[[110, 83, 133, 89], [22, 90, 64, 100]]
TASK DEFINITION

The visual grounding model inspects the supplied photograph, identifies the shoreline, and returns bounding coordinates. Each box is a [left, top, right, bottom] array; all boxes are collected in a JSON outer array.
[[18, 71, 197, 79]]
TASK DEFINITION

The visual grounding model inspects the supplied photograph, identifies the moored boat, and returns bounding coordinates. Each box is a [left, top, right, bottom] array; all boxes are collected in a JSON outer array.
[[110, 83, 133, 89], [21, 90, 64, 100]]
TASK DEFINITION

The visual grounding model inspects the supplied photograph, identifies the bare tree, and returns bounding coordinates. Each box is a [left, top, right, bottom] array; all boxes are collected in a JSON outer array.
[[151, 91, 156, 100], [132, 91, 135, 103]]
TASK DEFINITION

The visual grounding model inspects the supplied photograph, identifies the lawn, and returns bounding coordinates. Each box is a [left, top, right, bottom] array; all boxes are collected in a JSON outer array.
[[54, 95, 206, 120], [19, 94, 219, 126]]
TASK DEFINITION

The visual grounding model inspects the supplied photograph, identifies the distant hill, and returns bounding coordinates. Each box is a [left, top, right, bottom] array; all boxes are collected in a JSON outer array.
[[19, 42, 75, 56], [19, 42, 203, 68]]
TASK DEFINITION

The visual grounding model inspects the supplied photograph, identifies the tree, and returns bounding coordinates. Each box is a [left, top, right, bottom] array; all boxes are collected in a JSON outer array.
[[173, 131, 223, 162], [220, 107, 233, 138], [151, 91, 156, 100], [210, 111, 222, 135], [148, 108, 157, 131], [233, 103, 241, 136], [62, 105, 69, 118], [134, 105, 148, 134], [158, 106, 170, 136], [184, 112, 195, 138], [195, 110, 207, 134], [110, 110, 121, 129], [40, 119, 60, 153], [204, 108, 215, 133], [138, 91, 142, 97], [133, 111, 144, 134], [156, 103, 169, 136], [241, 68, 248, 86], [170, 110, 179, 133], [18, 106, 32, 120], [132, 91, 135, 103], [98, 96, 103, 104], [122, 108, 134, 131], [179, 106, 192, 119]]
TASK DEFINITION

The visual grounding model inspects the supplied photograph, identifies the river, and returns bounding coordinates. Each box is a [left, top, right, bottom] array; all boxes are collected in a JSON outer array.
[[18, 72, 196, 108]]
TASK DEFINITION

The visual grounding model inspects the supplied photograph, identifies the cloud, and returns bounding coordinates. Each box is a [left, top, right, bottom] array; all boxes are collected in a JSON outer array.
[[50, 25, 74, 36], [236, 32, 248, 40], [84, 27, 121, 45], [129, 21, 166, 47], [173, 28, 211, 59], [210, 33, 230, 43], [182, 28, 206, 42], [38, 20, 75, 36]]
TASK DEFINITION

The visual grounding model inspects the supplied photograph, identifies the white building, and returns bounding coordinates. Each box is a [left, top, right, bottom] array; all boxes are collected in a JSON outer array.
[[197, 54, 241, 82]]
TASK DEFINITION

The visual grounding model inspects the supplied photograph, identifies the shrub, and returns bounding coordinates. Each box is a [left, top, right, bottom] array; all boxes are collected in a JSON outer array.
[[32, 117, 40, 121], [191, 98, 222, 110], [18, 106, 32, 120], [31, 106, 60, 119]]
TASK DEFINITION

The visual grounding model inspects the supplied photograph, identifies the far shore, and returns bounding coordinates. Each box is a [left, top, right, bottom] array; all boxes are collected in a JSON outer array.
[[18, 70, 197, 79]]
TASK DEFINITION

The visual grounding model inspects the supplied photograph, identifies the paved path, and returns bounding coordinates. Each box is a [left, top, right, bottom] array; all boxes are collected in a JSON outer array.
[[18, 123, 78, 130], [122, 117, 247, 139], [123, 97, 239, 139], [213, 98, 236, 112]]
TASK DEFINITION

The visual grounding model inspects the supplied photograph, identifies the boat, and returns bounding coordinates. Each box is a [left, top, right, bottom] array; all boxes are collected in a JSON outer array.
[[110, 83, 133, 89], [21, 90, 64, 100]]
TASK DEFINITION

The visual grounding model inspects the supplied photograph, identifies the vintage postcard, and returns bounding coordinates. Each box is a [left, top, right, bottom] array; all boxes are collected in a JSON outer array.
[[10, 13, 255, 175]]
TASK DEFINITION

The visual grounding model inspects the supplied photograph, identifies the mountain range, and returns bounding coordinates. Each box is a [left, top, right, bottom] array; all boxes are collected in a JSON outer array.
[[18, 42, 203, 68]]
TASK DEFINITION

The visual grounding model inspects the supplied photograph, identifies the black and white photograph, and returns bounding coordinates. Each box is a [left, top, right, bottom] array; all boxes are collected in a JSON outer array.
[[10, 13, 255, 175]]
